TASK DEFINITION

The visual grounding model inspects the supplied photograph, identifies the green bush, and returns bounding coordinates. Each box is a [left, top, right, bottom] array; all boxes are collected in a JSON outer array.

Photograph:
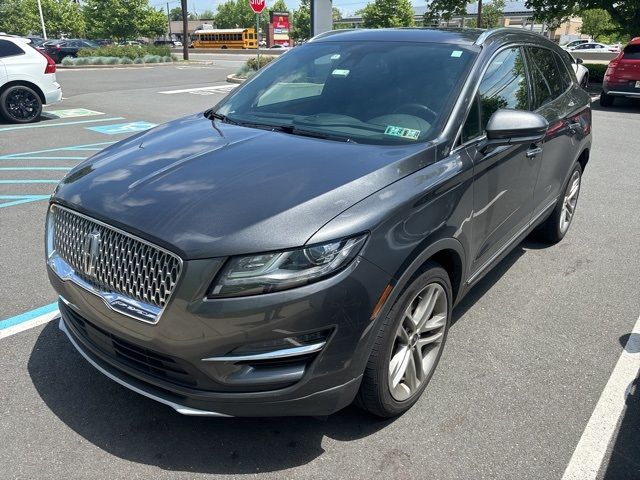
[[143, 54, 161, 63], [77, 45, 172, 60], [104, 57, 119, 65], [584, 63, 608, 83], [61, 56, 74, 66], [162, 56, 172, 63], [244, 55, 276, 71], [133, 57, 144, 64], [120, 57, 133, 64]]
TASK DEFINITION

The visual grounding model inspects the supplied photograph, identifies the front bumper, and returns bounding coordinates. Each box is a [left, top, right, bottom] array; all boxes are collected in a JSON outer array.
[[50, 253, 391, 416]]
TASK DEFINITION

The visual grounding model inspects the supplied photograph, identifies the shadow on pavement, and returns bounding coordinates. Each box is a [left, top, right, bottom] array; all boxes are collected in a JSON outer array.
[[601, 333, 640, 479], [27, 236, 543, 474]]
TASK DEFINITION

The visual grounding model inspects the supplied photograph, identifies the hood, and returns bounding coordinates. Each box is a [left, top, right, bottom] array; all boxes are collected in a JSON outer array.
[[53, 113, 433, 259]]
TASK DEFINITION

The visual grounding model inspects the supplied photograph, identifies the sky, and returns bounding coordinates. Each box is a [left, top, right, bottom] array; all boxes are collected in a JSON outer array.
[[150, 0, 426, 18]]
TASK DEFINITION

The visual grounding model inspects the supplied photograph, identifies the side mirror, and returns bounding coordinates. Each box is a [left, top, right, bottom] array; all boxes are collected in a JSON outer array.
[[576, 57, 584, 64], [479, 109, 548, 153]]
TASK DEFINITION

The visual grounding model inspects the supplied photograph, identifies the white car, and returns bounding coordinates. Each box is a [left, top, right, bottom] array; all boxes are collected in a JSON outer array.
[[0, 35, 62, 123], [563, 51, 589, 88], [568, 42, 619, 53]]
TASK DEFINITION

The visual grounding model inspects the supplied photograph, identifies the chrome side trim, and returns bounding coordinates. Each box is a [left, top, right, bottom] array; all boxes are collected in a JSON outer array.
[[466, 197, 557, 285], [58, 317, 232, 417], [607, 91, 640, 98], [202, 342, 326, 362]]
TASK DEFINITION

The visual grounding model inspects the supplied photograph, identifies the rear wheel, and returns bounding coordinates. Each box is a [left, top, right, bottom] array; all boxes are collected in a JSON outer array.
[[0, 85, 42, 123], [356, 263, 451, 417], [600, 91, 614, 107], [536, 163, 582, 243]]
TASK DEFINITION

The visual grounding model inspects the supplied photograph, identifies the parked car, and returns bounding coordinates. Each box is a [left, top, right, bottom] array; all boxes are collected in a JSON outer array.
[[93, 39, 113, 46], [153, 40, 182, 47], [565, 52, 589, 88], [44, 39, 98, 63], [47, 28, 591, 418], [561, 39, 589, 49], [568, 42, 619, 53], [601, 37, 640, 106], [0, 35, 61, 122]]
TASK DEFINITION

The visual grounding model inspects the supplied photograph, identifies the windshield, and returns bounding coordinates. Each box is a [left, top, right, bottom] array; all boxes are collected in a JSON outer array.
[[214, 41, 477, 145]]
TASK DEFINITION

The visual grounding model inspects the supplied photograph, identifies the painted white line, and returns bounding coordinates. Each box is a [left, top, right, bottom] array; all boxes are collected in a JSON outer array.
[[158, 84, 237, 95], [561, 312, 640, 480], [0, 310, 60, 339]]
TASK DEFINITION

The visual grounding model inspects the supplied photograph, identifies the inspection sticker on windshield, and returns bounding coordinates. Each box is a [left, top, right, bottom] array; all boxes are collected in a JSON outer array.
[[384, 126, 421, 140], [451, 50, 463, 58], [331, 69, 350, 77]]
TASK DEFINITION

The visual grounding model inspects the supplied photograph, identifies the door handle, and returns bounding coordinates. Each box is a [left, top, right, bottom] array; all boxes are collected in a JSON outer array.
[[526, 146, 543, 158]]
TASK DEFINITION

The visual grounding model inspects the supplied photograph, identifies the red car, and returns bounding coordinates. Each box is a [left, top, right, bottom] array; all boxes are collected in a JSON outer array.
[[601, 37, 640, 106]]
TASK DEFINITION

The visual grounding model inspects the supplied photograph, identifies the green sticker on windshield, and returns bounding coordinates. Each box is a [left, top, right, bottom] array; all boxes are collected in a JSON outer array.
[[451, 50, 463, 58], [384, 125, 421, 140]]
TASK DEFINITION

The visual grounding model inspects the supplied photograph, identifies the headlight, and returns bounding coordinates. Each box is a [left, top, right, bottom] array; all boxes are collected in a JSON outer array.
[[209, 234, 367, 298]]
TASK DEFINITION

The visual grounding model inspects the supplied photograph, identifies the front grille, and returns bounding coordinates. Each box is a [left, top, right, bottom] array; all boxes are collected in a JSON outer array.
[[50, 205, 182, 309], [62, 302, 198, 388]]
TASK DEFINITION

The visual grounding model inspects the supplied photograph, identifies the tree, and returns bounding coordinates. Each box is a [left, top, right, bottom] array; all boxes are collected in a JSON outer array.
[[214, 0, 268, 30], [0, 0, 84, 37], [332, 7, 342, 21], [271, 0, 288, 12], [466, 0, 504, 28], [361, 0, 414, 28], [579, 9, 615, 41], [525, 0, 640, 38], [169, 6, 197, 21], [292, 0, 310, 41], [84, 0, 166, 40], [199, 9, 215, 19], [428, 0, 467, 25]]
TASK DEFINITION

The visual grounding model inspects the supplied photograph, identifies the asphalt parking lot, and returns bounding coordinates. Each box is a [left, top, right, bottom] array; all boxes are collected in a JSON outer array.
[[1, 61, 639, 479]]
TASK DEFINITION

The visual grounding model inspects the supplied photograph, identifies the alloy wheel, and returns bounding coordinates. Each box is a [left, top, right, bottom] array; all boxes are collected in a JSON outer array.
[[388, 282, 448, 402], [6, 88, 39, 122], [560, 170, 581, 234]]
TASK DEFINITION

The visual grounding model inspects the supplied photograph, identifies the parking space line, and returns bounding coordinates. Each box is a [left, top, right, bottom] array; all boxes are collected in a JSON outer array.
[[0, 167, 70, 171], [0, 302, 59, 339], [0, 142, 116, 160], [0, 180, 59, 184], [0, 117, 125, 133], [561, 312, 640, 480], [0, 194, 50, 208]]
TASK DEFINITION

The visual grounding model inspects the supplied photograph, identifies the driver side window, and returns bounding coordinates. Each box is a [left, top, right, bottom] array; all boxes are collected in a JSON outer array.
[[460, 47, 529, 143]]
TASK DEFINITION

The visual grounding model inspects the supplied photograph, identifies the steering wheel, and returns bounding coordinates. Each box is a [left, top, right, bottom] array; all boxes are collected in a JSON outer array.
[[393, 103, 438, 123]]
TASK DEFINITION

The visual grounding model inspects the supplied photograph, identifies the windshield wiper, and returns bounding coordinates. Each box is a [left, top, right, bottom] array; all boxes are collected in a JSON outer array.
[[271, 125, 356, 143]]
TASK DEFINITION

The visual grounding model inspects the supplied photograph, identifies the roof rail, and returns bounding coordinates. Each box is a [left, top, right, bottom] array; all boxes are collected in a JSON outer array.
[[474, 27, 544, 45]]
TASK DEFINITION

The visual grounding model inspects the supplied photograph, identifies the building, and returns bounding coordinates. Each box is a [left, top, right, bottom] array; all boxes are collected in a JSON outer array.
[[168, 20, 214, 42], [335, 1, 584, 42]]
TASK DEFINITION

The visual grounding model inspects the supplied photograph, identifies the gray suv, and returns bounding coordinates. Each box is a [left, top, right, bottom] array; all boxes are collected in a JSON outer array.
[[46, 28, 592, 418]]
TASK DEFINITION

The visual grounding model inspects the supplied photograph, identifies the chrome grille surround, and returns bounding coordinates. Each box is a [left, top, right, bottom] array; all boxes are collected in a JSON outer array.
[[46, 204, 183, 324]]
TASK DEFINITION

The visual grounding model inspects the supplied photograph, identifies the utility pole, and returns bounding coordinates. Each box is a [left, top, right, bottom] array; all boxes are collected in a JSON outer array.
[[181, 0, 189, 60], [477, 0, 483, 29], [167, 2, 171, 39], [36, 0, 47, 40]]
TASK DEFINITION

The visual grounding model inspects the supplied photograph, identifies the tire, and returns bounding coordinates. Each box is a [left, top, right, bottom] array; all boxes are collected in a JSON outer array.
[[600, 91, 613, 107], [0, 85, 42, 124], [356, 262, 452, 418], [580, 73, 589, 89], [535, 163, 582, 244]]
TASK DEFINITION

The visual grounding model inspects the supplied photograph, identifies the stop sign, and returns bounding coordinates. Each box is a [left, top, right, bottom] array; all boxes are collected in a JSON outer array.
[[249, 0, 265, 14]]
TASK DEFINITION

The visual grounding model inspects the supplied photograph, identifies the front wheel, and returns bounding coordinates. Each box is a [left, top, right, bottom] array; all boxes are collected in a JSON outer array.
[[536, 163, 582, 243], [0, 85, 42, 123], [356, 263, 452, 417]]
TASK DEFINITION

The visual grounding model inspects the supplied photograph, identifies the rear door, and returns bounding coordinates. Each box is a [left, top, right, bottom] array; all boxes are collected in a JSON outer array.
[[525, 46, 577, 216], [0, 39, 28, 84]]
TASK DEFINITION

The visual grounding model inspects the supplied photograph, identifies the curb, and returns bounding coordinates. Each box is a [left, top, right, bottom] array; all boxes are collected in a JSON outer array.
[[226, 74, 246, 84], [57, 62, 180, 69]]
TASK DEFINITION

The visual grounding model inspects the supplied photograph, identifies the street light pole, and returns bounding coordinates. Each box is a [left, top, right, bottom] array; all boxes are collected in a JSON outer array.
[[36, 0, 47, 40], [167, 2, 172, 39]]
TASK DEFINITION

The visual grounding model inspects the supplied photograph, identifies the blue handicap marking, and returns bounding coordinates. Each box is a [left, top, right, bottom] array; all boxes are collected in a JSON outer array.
[[87, 121, 157, 135], [0, 195, 50, 208]]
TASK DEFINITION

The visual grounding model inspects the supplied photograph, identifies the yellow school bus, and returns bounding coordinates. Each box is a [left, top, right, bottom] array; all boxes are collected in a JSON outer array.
[[192, 28, 257, 49]]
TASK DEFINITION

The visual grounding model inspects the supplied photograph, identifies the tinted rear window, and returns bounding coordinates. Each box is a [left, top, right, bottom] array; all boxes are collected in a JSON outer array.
[[0, 39, 25, 58], [623, 45, 640, 59]]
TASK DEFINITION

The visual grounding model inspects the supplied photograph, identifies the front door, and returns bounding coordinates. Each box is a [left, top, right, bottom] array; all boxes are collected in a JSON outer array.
[[463, 47, 541, 275]]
